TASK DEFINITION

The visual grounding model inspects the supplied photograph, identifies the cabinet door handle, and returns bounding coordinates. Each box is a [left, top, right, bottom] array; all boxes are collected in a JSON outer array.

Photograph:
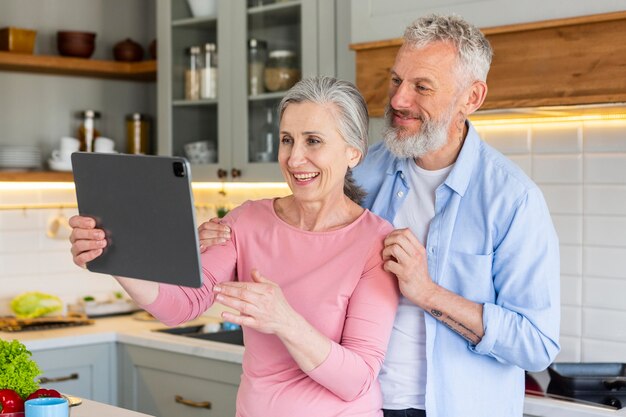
[[217, 169, 228, 179], [174, 395, 212, 409], [231, 168, 241, 179], [39, 373, 79, 384]]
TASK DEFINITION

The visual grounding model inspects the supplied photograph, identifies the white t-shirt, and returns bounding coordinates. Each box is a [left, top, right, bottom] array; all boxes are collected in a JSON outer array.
[[380, 159, 452, 410]]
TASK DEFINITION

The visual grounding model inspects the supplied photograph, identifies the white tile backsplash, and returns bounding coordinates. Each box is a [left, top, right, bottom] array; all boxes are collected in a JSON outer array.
[[532, 124, 582, 154], [584, 185, 626, 216], [583, 277, 626, 310], [532, 154, 583, 184], [560, 305, 582, 336], [584, 216, 626, 246], [584, 246, 626, 279], [555, 336, 581, 362], [583, 308, 626, 343], [539, 184, 583, 214], [561, 275, 582, 306], [552, 215, 583, 245], [479, 126, 530, 154], [584, 153, 626, 184], [583, 120, 626, 152], [560, 245, 583, 276]]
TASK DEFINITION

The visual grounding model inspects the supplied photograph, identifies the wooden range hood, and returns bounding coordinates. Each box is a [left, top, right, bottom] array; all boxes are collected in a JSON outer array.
[[350, 11, 626, 117]]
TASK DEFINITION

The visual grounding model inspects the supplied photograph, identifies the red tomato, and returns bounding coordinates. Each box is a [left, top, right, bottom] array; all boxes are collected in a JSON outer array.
[[25, 388, 62, 401], [0, 388, 25, 413]]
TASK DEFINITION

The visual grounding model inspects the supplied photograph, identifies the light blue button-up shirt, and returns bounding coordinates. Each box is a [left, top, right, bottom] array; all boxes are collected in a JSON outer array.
[[353, 122, 561, 417]]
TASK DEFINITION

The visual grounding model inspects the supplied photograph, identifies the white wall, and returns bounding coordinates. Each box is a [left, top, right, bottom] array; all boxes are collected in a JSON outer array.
[[351, 0, 626, 44]]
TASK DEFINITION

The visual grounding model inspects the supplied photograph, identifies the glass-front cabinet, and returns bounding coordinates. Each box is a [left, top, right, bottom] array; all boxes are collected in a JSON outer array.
[[157, 0, 336, 182]]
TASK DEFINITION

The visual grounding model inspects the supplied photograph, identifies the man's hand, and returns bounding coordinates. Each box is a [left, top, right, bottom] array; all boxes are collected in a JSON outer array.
[[198, 217, 231, 252], [382, 228, 484, 344], [382, 228, 436, 307]]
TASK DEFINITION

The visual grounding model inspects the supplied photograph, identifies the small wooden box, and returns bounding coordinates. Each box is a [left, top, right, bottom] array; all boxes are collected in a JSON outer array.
[[0, 27, 37, 54]]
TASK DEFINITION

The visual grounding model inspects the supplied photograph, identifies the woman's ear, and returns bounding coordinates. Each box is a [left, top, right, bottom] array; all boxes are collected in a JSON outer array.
[[346, 146, 362, 169]]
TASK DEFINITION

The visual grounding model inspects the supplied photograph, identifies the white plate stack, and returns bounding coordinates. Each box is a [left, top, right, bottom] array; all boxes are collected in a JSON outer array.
[[0, 145, 42, 170]]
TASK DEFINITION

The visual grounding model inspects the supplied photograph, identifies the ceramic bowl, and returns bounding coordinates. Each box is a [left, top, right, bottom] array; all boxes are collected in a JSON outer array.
[[57, 31, 96, 58]]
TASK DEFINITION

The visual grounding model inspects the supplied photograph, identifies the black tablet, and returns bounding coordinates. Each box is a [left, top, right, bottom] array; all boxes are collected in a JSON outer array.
[[72, 152, 202, 288]]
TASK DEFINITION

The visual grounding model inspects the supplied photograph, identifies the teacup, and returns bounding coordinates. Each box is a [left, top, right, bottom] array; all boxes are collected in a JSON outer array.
[[52, 136, 80, 161], [94, 137, 116, 153], [25, 397, 69, 417]]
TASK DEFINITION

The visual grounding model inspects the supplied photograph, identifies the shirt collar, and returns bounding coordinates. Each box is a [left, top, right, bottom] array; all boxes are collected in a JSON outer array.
[[443, 121, 480, 197]]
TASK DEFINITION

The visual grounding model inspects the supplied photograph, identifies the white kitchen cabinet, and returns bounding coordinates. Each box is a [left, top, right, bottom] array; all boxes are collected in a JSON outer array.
[[30, 342, 116, 405], [117, 344, 242, 417], [350, 0, 626, 44], [157, 0, 338, 182]]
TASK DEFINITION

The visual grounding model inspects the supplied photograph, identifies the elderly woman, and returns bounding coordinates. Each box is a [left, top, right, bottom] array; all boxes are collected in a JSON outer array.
[[69, 76, 399, 416]]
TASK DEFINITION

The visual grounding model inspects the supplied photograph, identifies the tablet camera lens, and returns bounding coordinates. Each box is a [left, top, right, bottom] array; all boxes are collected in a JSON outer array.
[[173, 162, 186, 177]]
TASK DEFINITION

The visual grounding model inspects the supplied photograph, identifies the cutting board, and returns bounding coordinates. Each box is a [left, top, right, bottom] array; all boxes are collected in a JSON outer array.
[[0, 314, 94, 332]]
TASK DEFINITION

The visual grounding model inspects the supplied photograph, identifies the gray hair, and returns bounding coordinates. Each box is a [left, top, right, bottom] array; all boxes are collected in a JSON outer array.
[[403, 14, 493, 85], [277, 76, 368, 205]]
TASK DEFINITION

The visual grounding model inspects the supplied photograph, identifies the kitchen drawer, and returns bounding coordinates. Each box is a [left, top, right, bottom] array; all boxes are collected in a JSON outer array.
[[118, 344, 241, 417], [30, 342, 116, 404]]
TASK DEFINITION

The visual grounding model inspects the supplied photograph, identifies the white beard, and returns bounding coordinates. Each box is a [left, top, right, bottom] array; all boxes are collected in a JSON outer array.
[[382, 104, 454, 159]]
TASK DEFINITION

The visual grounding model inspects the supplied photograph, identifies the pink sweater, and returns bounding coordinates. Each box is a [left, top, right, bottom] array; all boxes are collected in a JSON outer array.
[[143, 199, 399, 417]]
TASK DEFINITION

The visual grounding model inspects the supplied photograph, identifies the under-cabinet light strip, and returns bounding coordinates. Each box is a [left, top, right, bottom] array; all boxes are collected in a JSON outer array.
[[471, 112, 626, 126]]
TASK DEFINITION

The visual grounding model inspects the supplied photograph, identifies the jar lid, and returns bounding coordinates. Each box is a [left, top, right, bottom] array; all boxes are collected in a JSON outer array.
[[77, 110, 101, 119], [248, 38, 267, 49], [269, 50, 295, 58], [204, 43, 216, 52], [126, 113, 148, 121], [188, 46, 201, 55]]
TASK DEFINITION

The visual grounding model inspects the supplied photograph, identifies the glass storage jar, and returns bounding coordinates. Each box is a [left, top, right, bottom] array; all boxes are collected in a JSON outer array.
[[201, 42, 218, 99], [75, 110, 101, 152], [248, 38, 267, 96], [185, 45, 203, 100], [126, 113, 150, 154], [264, 50, 299, 92]]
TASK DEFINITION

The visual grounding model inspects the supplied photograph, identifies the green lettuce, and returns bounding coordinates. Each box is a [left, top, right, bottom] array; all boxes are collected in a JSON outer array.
[[0, 339, 41, 398], [10, 292, 63, 319]]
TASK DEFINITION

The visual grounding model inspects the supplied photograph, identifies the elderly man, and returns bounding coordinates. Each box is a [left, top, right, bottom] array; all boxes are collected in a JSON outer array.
[[199, 14, 560, 417], [353, 14, 560, 417]]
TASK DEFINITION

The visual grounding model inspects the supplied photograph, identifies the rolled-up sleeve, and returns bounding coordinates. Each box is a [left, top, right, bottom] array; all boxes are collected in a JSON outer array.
[[471, 187, 560, 371]]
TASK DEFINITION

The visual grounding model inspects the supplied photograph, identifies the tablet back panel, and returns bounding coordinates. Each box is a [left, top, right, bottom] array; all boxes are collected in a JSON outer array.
[[72, 152, 202, 288]]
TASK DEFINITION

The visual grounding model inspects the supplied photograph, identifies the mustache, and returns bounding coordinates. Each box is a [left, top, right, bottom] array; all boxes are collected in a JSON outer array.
[[385, 104, 425, 123]]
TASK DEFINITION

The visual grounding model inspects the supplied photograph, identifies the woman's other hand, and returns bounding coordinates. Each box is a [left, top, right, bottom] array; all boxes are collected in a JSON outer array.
[[69, 215, 107, 268], [198, 217, 231, 252], [214, 269, 298, 335]]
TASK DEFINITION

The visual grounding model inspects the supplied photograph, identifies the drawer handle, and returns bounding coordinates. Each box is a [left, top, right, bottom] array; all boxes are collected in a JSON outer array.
[[175, 395, 212, 409], [39, 373, 79, 384]]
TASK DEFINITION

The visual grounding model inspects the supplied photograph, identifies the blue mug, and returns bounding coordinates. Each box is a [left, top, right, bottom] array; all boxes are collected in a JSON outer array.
[[24, 397, 68, 417]]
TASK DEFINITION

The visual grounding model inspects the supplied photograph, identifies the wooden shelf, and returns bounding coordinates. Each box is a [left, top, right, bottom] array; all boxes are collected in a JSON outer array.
[[0, 171, 73, 182], [0, 52, 156, 81]]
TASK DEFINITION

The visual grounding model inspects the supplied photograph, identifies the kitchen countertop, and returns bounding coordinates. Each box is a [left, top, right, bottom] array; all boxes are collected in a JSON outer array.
[[72, 397, 154, 417], [4, 315, 626, 416], [1, 314, 244, 364]]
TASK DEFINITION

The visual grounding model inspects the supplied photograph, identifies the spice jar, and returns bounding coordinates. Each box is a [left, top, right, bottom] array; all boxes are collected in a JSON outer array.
[[126, 113, 150, 154], [264, 50, 300, 92], [185, 46, 203, 100], [76, 110, 101, 152], [201, 43, 218, 99], [248, 38, 267, 96]]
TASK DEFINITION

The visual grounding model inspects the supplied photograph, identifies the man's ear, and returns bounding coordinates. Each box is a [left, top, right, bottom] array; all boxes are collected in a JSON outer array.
[[463, 80, 488, 116]]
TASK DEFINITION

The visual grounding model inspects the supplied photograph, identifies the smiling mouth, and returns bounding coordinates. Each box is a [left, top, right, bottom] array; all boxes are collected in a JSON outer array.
[[292, 172, 320, 182]]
